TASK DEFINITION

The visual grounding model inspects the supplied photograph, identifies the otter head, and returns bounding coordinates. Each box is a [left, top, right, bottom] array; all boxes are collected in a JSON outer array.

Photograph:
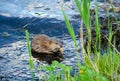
[[46, 39, 63, 54]]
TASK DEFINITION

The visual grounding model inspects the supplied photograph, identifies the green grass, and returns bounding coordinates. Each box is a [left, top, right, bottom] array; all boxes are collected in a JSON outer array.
[[75, 0, 91, 55], [94, 0, 101, 52], [25, 0, 120, 81], [62, 8, 78, 52], [25, 30, 34, 81]]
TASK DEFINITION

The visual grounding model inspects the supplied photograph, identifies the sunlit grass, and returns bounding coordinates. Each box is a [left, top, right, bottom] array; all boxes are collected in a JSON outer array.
[[75, 0, 91, 55], [62, 8, 78, 52]]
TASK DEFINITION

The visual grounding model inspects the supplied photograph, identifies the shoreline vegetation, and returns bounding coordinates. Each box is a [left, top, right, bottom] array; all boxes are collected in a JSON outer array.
[[25, 0, 120, 81]]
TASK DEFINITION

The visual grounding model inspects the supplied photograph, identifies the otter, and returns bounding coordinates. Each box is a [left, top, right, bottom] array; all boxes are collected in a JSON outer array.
[[31, 34, 63, 64]]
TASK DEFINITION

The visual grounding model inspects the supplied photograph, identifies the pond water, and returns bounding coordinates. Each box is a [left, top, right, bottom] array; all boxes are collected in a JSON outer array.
[[0, 0, 120, 81], [0, 15, 82, 80]]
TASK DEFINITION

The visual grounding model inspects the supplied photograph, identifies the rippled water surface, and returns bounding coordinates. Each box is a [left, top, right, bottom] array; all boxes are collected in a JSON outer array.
[[0, 25, 80, 80], [0, 0, 80, 79]]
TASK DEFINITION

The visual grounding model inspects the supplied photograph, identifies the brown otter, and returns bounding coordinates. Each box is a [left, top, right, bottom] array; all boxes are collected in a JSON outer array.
[[31, 34, 63, 64]]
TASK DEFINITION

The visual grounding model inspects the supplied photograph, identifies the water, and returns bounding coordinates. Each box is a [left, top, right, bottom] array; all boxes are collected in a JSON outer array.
[[0, 0, 77, 20], [0, 0, 80, 79]]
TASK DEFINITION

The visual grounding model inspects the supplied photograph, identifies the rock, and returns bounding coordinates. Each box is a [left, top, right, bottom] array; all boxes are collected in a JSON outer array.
[[90, 1, 120, 13], [2, 32, 10, 37], [99, 2, 120, 13], [31, 34, 63, 63]]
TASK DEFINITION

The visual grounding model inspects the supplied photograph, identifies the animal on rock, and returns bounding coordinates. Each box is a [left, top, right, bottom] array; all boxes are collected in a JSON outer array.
[[31, 34, 63, 64]]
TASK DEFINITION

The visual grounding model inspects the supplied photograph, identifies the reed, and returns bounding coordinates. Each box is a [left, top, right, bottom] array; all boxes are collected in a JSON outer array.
[[62, 8, 78, 52], [25, 30, 34, 81]]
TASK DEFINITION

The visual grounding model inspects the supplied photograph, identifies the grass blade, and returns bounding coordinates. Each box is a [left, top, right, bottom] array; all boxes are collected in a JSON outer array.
[[62, 8, 78, 51], [25, 30, 34, 81]]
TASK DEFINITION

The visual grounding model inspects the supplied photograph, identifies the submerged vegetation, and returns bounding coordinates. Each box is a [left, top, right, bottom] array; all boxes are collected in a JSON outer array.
[[25, 0, 120, 81]]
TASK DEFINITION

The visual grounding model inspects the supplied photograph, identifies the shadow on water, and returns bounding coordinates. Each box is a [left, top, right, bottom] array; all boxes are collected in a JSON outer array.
[[32, 51, 64, 64]]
